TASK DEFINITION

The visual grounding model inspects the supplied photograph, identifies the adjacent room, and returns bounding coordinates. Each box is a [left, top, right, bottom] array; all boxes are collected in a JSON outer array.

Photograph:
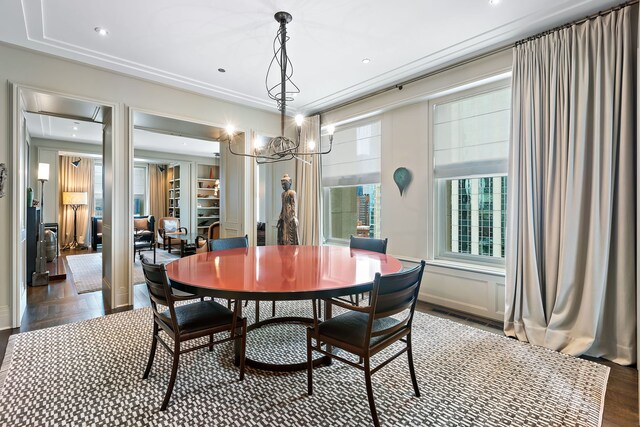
[[0, 1, 637, 426]]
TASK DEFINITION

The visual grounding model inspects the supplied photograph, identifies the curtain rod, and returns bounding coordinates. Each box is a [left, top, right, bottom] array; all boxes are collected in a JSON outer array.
[[515, 0, 638, 46]]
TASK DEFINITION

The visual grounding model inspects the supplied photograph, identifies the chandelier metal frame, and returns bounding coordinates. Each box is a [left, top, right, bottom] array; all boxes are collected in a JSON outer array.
[[225, 11, 334, 164]]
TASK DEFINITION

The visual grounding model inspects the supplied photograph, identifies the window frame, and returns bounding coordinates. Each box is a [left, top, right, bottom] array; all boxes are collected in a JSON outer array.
[[429, 79, 511, 269]]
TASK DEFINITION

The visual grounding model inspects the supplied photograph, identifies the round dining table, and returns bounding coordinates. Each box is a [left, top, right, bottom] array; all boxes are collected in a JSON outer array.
[[165, 245, 403, 371]]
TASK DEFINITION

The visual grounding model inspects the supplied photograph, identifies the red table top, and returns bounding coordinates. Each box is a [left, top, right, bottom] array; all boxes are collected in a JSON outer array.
[[165, 245, 403, 300]]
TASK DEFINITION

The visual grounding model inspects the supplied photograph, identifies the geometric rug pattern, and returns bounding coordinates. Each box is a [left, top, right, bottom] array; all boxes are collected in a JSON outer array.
[[0, 301, 609, 426], [66, 251, 180, 294]]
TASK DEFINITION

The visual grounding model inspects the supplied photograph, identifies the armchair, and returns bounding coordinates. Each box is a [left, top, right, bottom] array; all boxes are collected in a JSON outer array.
[[134, 215, 156, 262], [157, 217, 187, 254]]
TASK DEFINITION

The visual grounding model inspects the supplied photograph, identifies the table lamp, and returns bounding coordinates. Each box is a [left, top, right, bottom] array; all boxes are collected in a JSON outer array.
[[32, 163, 50, 286], [62, 191, 88, 250]]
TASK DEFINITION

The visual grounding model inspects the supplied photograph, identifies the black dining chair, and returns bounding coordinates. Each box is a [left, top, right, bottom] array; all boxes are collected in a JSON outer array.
[[140, 255, 247, 411], [349, 236, 389, 305], [208, 235, 249, 251], [306, 261, 426, 427], [350, 235, 388, 254]]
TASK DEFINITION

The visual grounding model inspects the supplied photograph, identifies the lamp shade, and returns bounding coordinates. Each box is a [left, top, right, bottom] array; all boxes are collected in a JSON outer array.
[[37, 163, 50, 181], [62, 191, 88, 206]]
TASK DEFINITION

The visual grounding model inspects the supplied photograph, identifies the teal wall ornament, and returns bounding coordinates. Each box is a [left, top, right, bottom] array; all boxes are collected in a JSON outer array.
[[393, 167, 412, 196]]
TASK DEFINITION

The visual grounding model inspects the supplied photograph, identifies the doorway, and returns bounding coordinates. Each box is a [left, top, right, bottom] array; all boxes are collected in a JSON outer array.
[[129, 110, 229, 297], [11, 85, 115, 328]]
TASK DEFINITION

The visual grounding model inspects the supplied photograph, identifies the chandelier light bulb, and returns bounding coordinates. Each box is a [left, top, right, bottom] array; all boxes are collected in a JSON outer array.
[[295, 114, 304, 127], [254, 137, 265, 148], [308, 140, 316, 150], [226, 125, 235, 136], [327, 125, 336, 136]]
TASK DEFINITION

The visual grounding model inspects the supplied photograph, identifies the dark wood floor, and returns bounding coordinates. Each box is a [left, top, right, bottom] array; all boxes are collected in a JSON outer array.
[[0, 257, 637, 426]]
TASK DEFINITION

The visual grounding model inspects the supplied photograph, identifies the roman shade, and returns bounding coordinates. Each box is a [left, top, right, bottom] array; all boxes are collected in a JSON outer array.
[[321, 119, 381, 187], [433, 85, 510, 178]]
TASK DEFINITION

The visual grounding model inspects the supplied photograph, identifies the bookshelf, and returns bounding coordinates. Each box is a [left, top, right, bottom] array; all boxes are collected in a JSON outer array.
[[167, 164, 181, 220], [195, 163, 220, 233]]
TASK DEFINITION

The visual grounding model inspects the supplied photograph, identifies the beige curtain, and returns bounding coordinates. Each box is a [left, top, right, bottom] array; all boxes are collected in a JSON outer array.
[[148, 164, 167, 231], [295, 115, 322, 245], [506, 5, 637, 365], [59, 156, 94, 246]]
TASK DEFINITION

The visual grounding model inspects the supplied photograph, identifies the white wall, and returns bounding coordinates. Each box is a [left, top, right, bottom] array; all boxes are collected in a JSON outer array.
[[321, 49, 512, 321], [0, 42, 283, 328]]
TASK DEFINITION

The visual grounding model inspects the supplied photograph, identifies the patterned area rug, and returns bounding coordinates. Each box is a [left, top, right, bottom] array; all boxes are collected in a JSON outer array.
[[0, 301, 609, 426], [65, 251, 180, 293]]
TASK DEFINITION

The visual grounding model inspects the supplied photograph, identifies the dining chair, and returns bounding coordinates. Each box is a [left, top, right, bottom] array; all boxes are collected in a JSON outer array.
[[208, 235, 250, 309], [208, 235, 249, 251], [349, 235, 388, 254], [140, 255, 247, 411], [306, 261, 426, 427], [349, 235, 389, 305]]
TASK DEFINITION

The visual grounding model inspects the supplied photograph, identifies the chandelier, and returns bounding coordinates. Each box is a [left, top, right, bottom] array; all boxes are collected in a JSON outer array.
[[225, 11, 335, 164]]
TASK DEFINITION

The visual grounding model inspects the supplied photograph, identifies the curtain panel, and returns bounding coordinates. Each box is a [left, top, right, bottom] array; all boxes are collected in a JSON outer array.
[[505, 5, 637, 364], [59, 156, 95, 247], [148, 164, 167, 231], [295, 115, 322, 245]]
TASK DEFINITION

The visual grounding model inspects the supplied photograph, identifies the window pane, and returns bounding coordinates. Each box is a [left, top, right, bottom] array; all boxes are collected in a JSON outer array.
[[327, 184, 380, 240], [447, 175, 506, 258]]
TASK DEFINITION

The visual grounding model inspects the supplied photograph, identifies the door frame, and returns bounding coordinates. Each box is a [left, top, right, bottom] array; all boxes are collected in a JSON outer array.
[[9, 83, 119, 327], [126, 107, 252, 302]]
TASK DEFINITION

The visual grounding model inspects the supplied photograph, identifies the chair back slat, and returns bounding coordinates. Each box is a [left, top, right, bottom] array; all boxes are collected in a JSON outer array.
[[140, 256, 179, 330], [365, 261, 426, 346], [209, 235, 249, 251], [374, 282, 419, 317], [349, 236, 388, 254]]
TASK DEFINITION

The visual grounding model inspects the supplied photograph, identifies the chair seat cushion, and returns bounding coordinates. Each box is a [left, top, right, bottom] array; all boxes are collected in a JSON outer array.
[[318, 310, 401, 348], [159, 300, 235, 334]]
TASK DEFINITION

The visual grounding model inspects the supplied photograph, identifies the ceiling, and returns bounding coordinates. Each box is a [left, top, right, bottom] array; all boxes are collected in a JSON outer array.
[[0, 0, 621, 114]]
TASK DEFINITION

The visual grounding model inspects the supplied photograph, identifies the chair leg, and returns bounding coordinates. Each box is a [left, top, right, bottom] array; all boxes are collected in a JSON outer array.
[[238, 319, 247, 381], [271, 301, 276, 317], [160, 342, 181, 411], [407, 332, 420, 397], [364, 357, 381, 427], [142, 323, 159, 379], [306, 329, 313, 395], [209, 334, 214, 352]]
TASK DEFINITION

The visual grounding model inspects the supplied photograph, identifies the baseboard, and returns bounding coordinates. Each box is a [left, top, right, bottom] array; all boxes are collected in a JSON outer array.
[[0, 306, 11, 330]]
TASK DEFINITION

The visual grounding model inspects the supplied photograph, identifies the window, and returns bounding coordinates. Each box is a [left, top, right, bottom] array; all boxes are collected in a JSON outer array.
[[94, 160, 103, 218], [432, 82, 510, 264], [322, 119, 381, 242], [325, 184, 381, 240], [133, 165, 147, 216]]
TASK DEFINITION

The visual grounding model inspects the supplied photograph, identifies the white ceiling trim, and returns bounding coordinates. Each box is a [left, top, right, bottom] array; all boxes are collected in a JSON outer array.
[[11, 0, 619, 114], [21, 0, 277, 111], [298, 0, 603, 112]]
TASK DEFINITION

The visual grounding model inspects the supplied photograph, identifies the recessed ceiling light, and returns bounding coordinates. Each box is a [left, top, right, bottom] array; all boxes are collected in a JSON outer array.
[[362, 58, 371, 64], [72, 126, 78, 131], [72, 134, 77, 137], [94, 27, 109, 36], [218, 68, 226, 73], [488, 0, 500, 5]]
